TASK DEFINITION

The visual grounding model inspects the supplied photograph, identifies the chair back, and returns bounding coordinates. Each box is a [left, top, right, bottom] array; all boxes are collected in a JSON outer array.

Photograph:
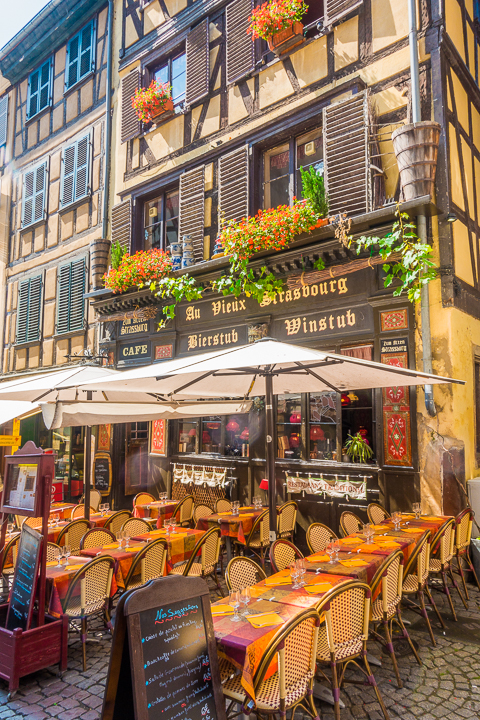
[[431, 518, 455, 565], [306, 522, 338, 554], [269, 539, 304, 573], [22, 516, 43, 530], [80, 527, 116, 550], [89, 490, 102, 512], [124, 538, 167, 591], [0, 534, 20, 574], [71, 504, 95, 520], [57, 518, 91, 553], [122, 517, 151, 538], [367, 502, 390, 525], [62, 556, 115, 616], [277, 501, 297, 536], [183, 527, 222, 575], [104, 510, 132, 535], [215, 498, 232, 513], [403, 530, 431, 590], [369, 550, 403, 618], [253, 608, 320, 705], [193, 504, 213, 524], [455, 508, 474, 550], [315, 581, 371, 661], [246, 509, 270, 547], [174, 495, 194, 525], [133, 492, 157, 506], [339, 511, 363, 537], [46, 542, 61, 562], [225, 557, 266, 591]]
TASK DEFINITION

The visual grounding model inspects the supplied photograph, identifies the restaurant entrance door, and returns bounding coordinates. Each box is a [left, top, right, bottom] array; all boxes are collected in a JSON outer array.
[[125, 422, 149, 495]]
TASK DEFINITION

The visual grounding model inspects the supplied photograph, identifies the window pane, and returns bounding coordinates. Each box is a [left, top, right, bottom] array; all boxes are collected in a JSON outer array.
[[165, 190, 179, 246], [276, 394, 302, 460], [309, 392, 337, 460], [155, 64, 169, 86], [296, 128, 323, 200], [202, 417, 222, 453], [341, 389, 374, 461], [172, 53, 186, 106], [264, 144, 291, 210], [178, 419, 198, 453], [144, 196, 163, 251], [225, 415, 249, 457]]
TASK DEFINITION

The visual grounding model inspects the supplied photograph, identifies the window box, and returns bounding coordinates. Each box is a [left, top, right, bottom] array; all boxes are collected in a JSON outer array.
[[150, 97, 175, 124], [267, 22, 305, 55]]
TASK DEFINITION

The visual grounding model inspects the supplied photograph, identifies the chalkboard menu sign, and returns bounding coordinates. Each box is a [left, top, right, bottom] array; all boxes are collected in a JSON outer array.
[[102, 576, 226, 720], [6, 524, 42, 631], [94, 453, 112, 496]]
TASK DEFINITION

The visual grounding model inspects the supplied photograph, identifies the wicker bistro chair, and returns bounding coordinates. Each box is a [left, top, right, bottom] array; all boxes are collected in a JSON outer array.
[[193, 503, 214, 524], [80, 527, 116, 550], [80, 489, 102, 512], [306, 523, 338, 554], [225, 556, 267, 592], [429, 518, 465, 620], [170, 527, 224, 596], [215, 498, 232, 514], [339, 511, 363, 537], [269, 539, 304, 573], [0, 533, 20, 595], [123, 538, 167, 592], [57, 519, 91, 553], [71, 504, 95, 520], [315, 581, 390, 720], [121, 517, 151, 538], [104, 510, 132, 536], [61, 556, 115, 671], [133, 492, 157, 506], [46, 542, 62, 562], [367, 503, 390, 525], [222, 608, 321, 720], [22, 516, 43, 530], [369, 550, 420, 689], [173, 495, 194, 528], [453, 508, 480, 600], [234, 509, 270, 570], [401, 529, 445, 646], [277, 501, 298, 541]]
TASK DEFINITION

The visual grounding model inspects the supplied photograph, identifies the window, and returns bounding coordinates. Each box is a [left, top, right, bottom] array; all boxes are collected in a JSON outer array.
[[154, 53, 186, 110], [144, 189, 179, 251], [27, 59, 52, 120], [263, 127, 323, 209], [277, 394, 303, 460], [178, 419, 198, 453], [65, 20, 95, 90], [60, 135, 91, 207], [56, 258, 87, 335], [16, 275, 43, 344], [309, 392, 337, 459], [22, 161, 48, 228], [0, 94, 8, 147], [178, 415, 250, 456]]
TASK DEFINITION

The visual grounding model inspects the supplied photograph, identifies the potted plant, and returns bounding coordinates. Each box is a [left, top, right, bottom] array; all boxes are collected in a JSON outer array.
[[132, 80, 174, 124], [344, 432, 374, 464], [248, 0, 307, 56], [300, 165, 329, 222], [103, 248, 173, 294]]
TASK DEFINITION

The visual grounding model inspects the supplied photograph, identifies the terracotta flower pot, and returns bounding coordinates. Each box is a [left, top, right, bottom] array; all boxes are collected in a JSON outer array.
[[150, 97, 175, 124], [268, 22, 304, 55]]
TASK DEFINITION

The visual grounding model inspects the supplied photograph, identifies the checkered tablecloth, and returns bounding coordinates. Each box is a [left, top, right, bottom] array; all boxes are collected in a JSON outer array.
[[130, 527, 206, 572], [45, 556, 108, 618], [196, 508, 263, 544]]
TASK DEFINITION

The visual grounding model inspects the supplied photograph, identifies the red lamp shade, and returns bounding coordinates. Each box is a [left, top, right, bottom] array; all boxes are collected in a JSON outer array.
[[341, 393, 351, 406], [240, 428, 249, 440], [226, 420, 240, 432], [188, 428, 197, 437], [310, 426, 325, 441], [289, 412, 301, 423], [289, 433, 300, 448], [259, 478, 269, 490], [207, 422, 220, 430], [202, 431, 211, 443]]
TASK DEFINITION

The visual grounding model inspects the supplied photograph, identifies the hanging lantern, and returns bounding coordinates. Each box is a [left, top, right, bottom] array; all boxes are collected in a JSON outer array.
[[341, 393, 351, 406], [226, 420, 240, 432]]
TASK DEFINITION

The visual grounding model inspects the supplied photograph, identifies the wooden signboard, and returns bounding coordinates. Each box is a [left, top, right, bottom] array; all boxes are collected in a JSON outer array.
[[94, 453, 112, 496], [102, 576, 227, 720], [2, 441, 54, 518], [6, 524, 42, 632]]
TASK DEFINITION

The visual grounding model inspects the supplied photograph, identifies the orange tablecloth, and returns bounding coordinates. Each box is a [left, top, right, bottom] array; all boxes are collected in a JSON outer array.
[[80, 544, 145, 589], [132, 528, 206, 572], [133, 501, 177, 528], [196, 507, 263, 544], [50, 503, 76, 521], [46, 556, 102, 618]]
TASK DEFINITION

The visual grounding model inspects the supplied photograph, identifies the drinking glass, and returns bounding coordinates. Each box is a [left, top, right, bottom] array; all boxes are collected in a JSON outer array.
[[104, 503, 110, 513], [332, 539, 341, 561], [229, 591, 241, 622], [124, 532, 130, 548], [326, 543, 335, 564], [297, 559, 306, 586], [117, 530, 125, 548], [99, 503, 104, 517], [240, 587, 251, 615], [56, 548, 63, 568], [363, 524, 374, 543], [6, 522, 14, 537], [64, 545, 71, 564], [392, 512, 401, 530], [165, 520, 171, 537], [413, 502, 421, 520], [170, 519, 177, 533], [290, 562, 300, 589]]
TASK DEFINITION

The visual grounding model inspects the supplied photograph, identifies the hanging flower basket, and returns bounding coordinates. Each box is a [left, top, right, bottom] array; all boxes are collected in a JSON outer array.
[[132, 81, 174, 124], [267, 21, 304, 55]]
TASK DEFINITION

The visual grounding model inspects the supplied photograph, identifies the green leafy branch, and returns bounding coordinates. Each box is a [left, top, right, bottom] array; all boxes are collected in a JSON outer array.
[[149, 274, 204, 328]]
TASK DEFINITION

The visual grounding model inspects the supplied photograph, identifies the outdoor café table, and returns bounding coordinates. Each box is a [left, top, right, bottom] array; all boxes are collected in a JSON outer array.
[[49, 503, 76, 520], [196, 507, 264, 563], [45, 555, 95, 618], [250, 568, 354, 609], [133, 500, 177, 528], [341, 533, 418, 563], [131, 527, 206, 573], [80, 542, 147, 590], [304, 549, 386, 589], [89, 510, 116, 528]]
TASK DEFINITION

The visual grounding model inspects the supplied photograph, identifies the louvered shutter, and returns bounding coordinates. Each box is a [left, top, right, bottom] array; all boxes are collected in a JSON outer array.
[[22, 170, 35, 228], [121, 70, 141, 143], [75, 135, 90, 201], [218, 145, 249, 225], [33, 163, 47, 223], [323, 92, 370, 217], [325, 0, 363, 27], [39, 60, 52, 112], [186, 19, 209, 106], [79, 21, 95, 79], [111, 199, 132, 252], [61, 143, 76, 207], [29, 59, 52, 118], [16, 280, 30, 345], [226, 0, 254, 85], [66, 34, 80, 89], [57, 258, 86, 335], [0, 94, 7, 147], [28, 68, 40, 119], [56, 265, 71, 335], [179, 165, 205, 262], [16, 276, 42, 344]]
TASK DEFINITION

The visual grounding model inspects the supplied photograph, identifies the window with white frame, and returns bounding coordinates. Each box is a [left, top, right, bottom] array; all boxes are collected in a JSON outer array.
[[60, 135, 91, 207]]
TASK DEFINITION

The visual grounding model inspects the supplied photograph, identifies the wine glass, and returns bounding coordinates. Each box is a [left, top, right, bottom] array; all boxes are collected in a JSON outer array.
[[393, 512, 401, 531], [56, 548, 63, 568], [6, 522, 14, 537], [332, 539, 341, 561], [290, 561, 299, 589], [297, 559, 306, 587], [170, 518, 177, 533], [326, 543, 335, 564], [229, 591, 241, 622], [104, 503, 110, 514], [240, 587, 251, 615], [165, 520, 171, 537], [124, 532, 130, 549], [117, 530, 125, 549], [413, 502, 421, 520]]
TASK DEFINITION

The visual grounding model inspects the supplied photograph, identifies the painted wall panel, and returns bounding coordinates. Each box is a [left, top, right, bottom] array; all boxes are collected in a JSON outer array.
[[372, 0, 409, 53]]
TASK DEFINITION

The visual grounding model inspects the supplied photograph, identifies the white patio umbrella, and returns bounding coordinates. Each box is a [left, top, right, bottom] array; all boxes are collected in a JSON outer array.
[[78, 337, 463, 535]]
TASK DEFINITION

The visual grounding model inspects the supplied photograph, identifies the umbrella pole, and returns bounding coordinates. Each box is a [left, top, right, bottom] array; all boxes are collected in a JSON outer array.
[[265, 374, 276, 541], [84, 426, 91, 522]]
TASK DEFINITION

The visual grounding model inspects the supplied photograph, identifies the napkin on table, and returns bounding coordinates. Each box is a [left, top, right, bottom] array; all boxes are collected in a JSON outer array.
[[211, 605, 234, 616], [340, 559, 368, 567], [247, 613, 283, 628]]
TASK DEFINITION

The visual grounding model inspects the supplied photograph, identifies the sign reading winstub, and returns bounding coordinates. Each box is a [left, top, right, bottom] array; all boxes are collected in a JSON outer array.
[[273, 305, 374, 341]]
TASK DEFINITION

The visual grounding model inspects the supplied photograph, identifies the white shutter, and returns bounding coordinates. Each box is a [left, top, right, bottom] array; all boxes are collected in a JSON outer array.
[[33, 163, 47, 223], [22, 170, 35, 228], [226, 0, 255, 85], [179, 166, 205, 262], [66, 34, 80, 89], [0, 94, 7, 147], [218, 146, 249, 226], [61, 144, 76, 207], [186, 18, 210, 106], [75, 135, 90, 201]]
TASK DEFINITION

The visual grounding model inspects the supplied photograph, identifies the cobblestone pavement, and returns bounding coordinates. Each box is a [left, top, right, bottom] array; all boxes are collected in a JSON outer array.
[[0, 573, 479, 720]]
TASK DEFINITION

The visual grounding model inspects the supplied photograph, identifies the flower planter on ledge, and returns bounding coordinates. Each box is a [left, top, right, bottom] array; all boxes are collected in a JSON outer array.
[[268, 22, 304, 55], [150, 97, 175, 124]]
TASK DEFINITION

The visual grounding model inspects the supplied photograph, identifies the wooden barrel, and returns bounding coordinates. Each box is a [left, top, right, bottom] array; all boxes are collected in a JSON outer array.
[[90, 238, 111, 290], [392, 121, 441, 201]]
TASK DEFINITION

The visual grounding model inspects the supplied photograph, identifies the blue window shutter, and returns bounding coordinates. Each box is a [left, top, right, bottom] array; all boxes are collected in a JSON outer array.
[[0, 94, 7, 147], [80, 21, 95, 80], [16, 275, 42, 344], [75, 135, 90, 201], [16, 280, 30, 344], [28, 68, 40, 119], [39, 60, 52, 112], [66, 34, 80, 89], [61, 143, 76, 206], [27, 60, 51, 119], [22, 169, 35, 227], [56, 259, 86, 334]]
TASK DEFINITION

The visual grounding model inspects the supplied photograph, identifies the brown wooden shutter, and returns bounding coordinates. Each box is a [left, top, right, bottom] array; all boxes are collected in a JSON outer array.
[[226, 0, 254, 85], [121, 70, 141, 143], [179, 166, 205, 263], [325, 0, 363, 27], [111, 199, 132, 252], [323, 91, 371, 217], [186, 18, 210, 106], [218, 146, 249, 226]]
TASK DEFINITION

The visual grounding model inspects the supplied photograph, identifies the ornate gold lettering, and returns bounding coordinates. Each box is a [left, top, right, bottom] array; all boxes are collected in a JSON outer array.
[[284, 318, 301, 335], [293, 289, 301, 301], [338, 278, 348, 294], [285, 290, 293, 302], [309, 319, 317, 332], [302, 285, 310, 298], [337, 315, 346, 328], [212, 301, 222, 316], [347, 309, 355, 326], [310, 285, 318, 296], [187, 335, 198, 351], [319, 317, 327, 331]]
